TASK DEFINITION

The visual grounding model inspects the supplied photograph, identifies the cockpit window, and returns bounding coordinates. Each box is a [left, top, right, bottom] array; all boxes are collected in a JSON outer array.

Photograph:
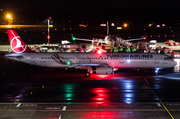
[[164, 57, 172, 60], [167, 57, 172, 60]]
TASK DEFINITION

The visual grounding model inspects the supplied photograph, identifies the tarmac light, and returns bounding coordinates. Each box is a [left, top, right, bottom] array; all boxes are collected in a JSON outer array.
[[114, 68, 118, 71], [155, 68, 160, 74], [127, 59, 131, 63]]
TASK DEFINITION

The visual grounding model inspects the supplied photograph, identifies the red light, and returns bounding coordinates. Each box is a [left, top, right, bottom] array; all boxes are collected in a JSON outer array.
[[97, 98, 103, 100], [97, 50, 102, 54], [49, 17, 51, 19], [143, 37, 146, 40], [47, 36, 50, 39], [114, 68, 118, 71], [99, 94, 104, 97]]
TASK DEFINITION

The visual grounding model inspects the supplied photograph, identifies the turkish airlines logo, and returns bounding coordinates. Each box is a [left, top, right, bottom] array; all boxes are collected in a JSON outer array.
[[10, 35, 27, 53]]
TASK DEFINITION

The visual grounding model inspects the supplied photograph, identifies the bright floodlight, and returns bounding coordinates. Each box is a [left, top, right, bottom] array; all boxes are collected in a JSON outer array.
[[124, 23, 128, 27], [7, 14, 11, 19]]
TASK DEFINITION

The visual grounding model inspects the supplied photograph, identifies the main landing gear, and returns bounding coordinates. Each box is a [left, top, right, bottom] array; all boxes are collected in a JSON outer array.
[[85, 72, 90, 77], [85, 67, 93, 77]]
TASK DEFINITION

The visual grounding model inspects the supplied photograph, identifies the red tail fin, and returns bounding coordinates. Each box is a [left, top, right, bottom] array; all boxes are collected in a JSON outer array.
[[7, 30, 34, 53], [78, 46, 85, 52]]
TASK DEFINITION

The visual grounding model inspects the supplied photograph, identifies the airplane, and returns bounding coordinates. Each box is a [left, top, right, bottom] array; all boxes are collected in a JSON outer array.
[[5, 30, 177, 77], [73, 35, 146, 52]]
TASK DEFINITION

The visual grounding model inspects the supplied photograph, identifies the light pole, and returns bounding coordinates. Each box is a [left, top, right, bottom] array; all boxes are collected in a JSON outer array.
[[107, 20, 109, 35], [47, 18, 50, 44], [46, 17, 53, 44]]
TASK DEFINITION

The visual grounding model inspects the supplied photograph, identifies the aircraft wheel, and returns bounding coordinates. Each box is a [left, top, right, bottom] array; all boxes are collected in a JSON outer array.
[[85, 72, 90, 77]]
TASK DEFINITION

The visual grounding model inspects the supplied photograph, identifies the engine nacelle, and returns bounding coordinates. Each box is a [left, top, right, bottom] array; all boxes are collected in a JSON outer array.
[[93, 67, 114, 74]]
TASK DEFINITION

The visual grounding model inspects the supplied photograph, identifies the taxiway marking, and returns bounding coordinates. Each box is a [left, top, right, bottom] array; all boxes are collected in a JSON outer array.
[[62, 106, 67, 111], [144, 78, 174, 119], [16, 103, 22, 107], [157, 103, 161, 107]]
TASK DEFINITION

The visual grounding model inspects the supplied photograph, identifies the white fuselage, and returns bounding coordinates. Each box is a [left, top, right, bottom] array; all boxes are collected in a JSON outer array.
[[5, 52, 177, 69]]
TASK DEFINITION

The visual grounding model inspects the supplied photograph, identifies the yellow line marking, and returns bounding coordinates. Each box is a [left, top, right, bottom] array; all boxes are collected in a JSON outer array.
[[144, 78, 174, 119], [161, 102, 174, 119], [3, 106, 7, 109]]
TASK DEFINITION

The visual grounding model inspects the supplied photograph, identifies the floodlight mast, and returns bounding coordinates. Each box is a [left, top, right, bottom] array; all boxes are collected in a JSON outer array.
[[107, 20, 109, 35], [47, 17, 51, 44]]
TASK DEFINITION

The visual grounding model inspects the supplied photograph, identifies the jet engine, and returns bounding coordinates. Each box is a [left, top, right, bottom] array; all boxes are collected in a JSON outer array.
[[93, 66, 114, 74]]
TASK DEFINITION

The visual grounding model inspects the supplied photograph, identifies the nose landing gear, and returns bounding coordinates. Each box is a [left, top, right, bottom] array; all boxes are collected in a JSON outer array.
[[155, 68, 159, 75]]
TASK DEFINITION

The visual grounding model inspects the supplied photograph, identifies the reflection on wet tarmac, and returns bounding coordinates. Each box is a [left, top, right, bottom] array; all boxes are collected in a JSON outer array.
[[121, 80, 134, 104]]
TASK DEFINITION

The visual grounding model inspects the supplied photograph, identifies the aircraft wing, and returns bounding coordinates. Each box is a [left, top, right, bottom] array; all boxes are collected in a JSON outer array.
[[126, 38, 144, 41], [71, 63, 99, 66], [75, 38, 106, 43], [70, 63, 99, 69], [70, 63, 109, 69], [75, 38, 93, 42]]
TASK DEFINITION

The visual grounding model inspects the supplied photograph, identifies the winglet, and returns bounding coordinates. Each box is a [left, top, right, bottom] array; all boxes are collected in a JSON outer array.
[[79, 46, 85, 52]]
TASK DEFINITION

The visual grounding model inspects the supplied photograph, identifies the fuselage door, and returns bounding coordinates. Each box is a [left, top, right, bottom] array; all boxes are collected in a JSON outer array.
[[154, 55, 159, 64], [76, 55, 91, 63], [31, 54, 36, 64]]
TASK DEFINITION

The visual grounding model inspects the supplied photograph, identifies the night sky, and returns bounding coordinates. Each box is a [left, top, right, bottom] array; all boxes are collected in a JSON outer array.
[[1, 0, 180, 10], [1, 0, 180, 26], [1, 0, 180, 43]]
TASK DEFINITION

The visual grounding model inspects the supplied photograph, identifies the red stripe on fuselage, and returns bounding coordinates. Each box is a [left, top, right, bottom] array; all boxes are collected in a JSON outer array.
[[55, 53, 63, 63]]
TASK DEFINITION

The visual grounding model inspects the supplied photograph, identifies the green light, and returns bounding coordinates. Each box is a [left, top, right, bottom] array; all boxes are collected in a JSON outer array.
[[67, 62, 71, 65], [66, 93, 72, 97], [72, 37, 76, 40]]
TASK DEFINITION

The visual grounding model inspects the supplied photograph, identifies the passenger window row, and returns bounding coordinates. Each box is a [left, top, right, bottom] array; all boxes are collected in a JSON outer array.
[[42, 57, 74, 59]]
